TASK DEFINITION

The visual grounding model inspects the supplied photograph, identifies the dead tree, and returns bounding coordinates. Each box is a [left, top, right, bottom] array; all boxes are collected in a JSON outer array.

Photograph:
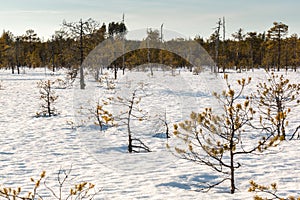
[[214, 18, 222, 72], [63, 18, 100, 89], [154, 110, 170, 139]]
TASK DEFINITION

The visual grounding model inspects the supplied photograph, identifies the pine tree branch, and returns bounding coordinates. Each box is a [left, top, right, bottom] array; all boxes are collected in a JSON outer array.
[[290, 125, 300, 140]]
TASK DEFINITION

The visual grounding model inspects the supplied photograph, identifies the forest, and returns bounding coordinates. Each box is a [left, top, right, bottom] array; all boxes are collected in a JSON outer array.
[[0, 18, 298, 72]]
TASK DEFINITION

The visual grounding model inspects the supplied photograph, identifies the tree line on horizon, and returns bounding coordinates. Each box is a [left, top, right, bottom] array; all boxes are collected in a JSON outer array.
[[197, 19, 299, 72], [0, 18, 299, 73]]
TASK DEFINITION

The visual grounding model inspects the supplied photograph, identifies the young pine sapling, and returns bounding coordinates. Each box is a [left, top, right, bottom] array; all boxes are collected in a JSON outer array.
[[36, 80, 58, 117], [91, 100, 114, 131], [170, 74, 274, 194], [254, 72, 300, 140]]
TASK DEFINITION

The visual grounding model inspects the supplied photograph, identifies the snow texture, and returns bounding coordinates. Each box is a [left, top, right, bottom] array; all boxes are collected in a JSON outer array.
[[0, 67, 300, 199]]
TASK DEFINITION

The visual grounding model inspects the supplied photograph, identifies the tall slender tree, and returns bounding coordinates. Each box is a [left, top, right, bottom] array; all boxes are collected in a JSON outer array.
[[232, 28, 245, 72], [214, 18, 222, 72], [0, 31, 14, 73], [63, 18, 100, 89], [22, 29, 40, 68], [267, 22, 288, 71], [246, 32, 257, 71]]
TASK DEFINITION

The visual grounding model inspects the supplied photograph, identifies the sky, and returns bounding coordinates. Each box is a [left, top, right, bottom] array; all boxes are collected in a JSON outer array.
[[0, 0, 299, 40]]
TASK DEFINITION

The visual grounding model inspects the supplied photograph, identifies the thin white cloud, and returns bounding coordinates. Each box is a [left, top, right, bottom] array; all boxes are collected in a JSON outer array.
[[0, 10, 64, 14]]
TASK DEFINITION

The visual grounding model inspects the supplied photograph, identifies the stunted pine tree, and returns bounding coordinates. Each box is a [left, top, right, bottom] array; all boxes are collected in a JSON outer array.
[[170, 74, 272, 194], [98, 72, 115, 90], [254, 72, 300, 140], [37, 80, 58, 117], [54, 69, 77, 89], [92, 100, 114, 131], [113, 83, 150, 153]]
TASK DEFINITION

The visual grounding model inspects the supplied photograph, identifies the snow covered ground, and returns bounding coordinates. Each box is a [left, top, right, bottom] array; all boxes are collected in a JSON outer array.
[[0, 67, 300, 199]]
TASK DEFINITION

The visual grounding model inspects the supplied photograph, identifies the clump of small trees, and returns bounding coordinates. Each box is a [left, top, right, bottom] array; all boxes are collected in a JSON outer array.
[[0, 169, 101, 200], [36, 80, 58, 117], [54, 68, 77, 89]]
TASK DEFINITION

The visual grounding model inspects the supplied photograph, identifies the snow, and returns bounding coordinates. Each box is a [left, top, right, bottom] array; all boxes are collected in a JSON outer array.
[[0, 67, 300, 199]]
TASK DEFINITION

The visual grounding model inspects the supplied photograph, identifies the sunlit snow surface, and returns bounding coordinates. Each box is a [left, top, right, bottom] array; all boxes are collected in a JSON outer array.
[[0, 67, 300, 199]]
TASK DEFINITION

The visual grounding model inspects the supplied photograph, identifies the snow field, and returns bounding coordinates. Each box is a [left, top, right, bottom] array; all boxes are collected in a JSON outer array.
[[0, 67, 300, 199]]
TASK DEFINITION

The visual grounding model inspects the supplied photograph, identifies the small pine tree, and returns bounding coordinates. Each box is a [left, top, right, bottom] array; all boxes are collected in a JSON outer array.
[[170, 74, 272, 194], [98, 72, 115, 90], [113, 83, 150, 153], [36, 80, 58, 117], [254, 72, 300, 140], [248, 180, 300, 200], [92, 100, 114, 131]]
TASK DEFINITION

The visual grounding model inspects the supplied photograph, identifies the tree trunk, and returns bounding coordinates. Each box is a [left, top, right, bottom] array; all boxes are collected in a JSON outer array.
[[127, 96, 133, 153], [80, 65, 85, 89], [230, 120, 236, 194], [15, 38, 20, 74], [128, 132, 132, 153], [114, 65, 117, 80], [80, 19, 85, 89], [47, 82, 51, 116], [215, 19, 221, 73], [52, 43, 55, 72], [250, 43, 254, 72], [293, 37, 297, 72], [126, 92, 136, 153], [230, 150, 235, 194], [222, 17, 226, 73], [276, 97, 284, 139], [96, 106, 103, 131], [127, 112, 132, 152], [277, 34, 281, 71]]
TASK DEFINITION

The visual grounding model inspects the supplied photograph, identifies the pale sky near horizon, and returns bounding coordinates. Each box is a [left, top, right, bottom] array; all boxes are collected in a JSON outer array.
[[0, 0, 299, 40]]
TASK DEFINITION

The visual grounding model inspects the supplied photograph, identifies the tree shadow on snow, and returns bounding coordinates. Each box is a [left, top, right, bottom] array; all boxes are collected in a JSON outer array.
[[156, 173, 228, 193], [95, 144, 128, 154]]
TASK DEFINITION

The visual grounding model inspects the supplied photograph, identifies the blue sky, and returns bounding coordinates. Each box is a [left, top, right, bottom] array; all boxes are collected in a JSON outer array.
[[0, 0, 299, 40]]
